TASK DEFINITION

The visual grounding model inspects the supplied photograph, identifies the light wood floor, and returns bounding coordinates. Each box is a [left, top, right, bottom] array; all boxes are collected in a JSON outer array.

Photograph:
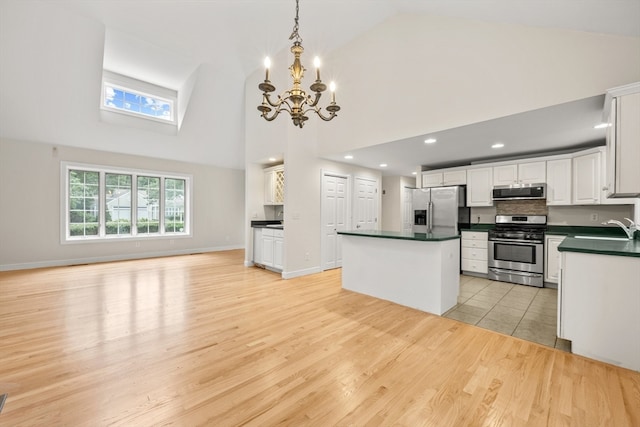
[[1, 250, 638, 426]]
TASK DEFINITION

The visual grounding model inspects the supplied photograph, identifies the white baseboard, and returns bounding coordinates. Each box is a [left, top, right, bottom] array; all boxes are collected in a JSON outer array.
[[282, 266, 322, 279], [0, 244, 244, 271]]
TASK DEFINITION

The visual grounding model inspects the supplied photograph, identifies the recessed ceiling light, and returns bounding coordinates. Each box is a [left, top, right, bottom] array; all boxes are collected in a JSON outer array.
[[344, 154, 353, 160], [268, 157, 277, 161], [491, 143, 504, 149], [594, 123, 611, 129], [379, 163, 388, 167], [424, 138, 437, 144], [412, 171, 417, 175]]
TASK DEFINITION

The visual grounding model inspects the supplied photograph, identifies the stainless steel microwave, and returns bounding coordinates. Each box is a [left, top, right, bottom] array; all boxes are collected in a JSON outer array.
[[492, 184, 546, 200]]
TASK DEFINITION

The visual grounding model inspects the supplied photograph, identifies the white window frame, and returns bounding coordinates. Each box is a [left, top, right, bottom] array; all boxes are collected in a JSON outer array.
[[60, 162, 192, 244], [100, 71, 177, 125]]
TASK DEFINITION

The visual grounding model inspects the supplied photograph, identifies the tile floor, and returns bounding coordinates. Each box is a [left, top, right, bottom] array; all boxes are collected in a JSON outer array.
[[444, 275, 571, 351]]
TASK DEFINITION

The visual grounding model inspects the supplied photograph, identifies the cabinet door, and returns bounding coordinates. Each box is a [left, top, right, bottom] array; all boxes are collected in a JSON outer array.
[[253, 228, 263, 264], [261, 232, 274, 267], [443, 170, 466, 186], [544, 235, 565, 284], [264, 170, 275, 205], [546, 159, 572, 205], [572, 152, 600, 204], [518, 161, 546, 184], [467, 168, 493, 206], [422, 172, 443, 188], [493, 164, 518, 186], [273, 237, 284, 270]]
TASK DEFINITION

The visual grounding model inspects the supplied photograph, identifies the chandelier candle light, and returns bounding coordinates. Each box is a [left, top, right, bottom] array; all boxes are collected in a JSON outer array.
[[258, 0, 340, 128]]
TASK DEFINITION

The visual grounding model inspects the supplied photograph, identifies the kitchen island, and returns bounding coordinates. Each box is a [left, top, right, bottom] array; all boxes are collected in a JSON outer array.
[[338, 230, 460, 315]]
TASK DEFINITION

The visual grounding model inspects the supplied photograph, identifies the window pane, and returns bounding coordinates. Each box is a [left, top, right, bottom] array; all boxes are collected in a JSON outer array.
[[103, 82, 174, 123], [68, 170, 100, 237], [137, 176, 160, 235], [105, 173, 132, 236], [164, 178, 185, 233]]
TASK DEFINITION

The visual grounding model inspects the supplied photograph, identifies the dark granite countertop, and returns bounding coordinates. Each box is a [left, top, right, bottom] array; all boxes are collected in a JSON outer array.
[[460, 224, 493, 232], [558, 236, 640, 258], [250, 220, 284, 229], [338, 230, 460, 241]]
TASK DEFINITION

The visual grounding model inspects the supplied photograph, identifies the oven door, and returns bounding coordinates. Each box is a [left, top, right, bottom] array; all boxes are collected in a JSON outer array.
[[488, 239, 543, 274]]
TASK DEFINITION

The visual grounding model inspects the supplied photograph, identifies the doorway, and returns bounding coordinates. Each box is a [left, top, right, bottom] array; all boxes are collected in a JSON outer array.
[[354, 177, 378, 231]]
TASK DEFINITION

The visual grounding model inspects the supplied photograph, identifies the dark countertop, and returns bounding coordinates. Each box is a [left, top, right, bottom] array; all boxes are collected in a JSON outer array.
[[460, 224, 493, 232], [251, 220, 283, 229], [338, 230, 460, 242], [558, 236, 640, 258]]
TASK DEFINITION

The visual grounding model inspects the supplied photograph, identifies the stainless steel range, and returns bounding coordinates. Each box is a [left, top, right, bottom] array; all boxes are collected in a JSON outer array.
[[488, 215, 547, 287]]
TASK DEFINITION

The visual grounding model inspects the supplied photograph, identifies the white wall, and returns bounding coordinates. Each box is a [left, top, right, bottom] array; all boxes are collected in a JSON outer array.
[[0, 138, 245, 270], [548, 205, 634, 226], [318, 13, 640, 155]]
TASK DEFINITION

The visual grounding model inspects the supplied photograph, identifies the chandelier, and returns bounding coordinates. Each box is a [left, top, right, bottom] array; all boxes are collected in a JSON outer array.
[[257, 0, 340, 128]]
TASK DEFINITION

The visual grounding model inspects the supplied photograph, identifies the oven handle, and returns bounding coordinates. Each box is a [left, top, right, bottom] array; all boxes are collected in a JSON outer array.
[[489, 238, 543, 244], [489, 268, 543, 277]]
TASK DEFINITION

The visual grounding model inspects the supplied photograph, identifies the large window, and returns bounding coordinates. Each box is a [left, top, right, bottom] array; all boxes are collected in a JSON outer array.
[[62, 163, 191, 242]]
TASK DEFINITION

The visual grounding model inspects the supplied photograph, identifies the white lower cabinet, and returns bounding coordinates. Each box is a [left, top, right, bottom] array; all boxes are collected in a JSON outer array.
[[559, 251, 640, 371], [544, 234, 565, 284], [253, 227, 284, 271], [461, 231, 488, 274]]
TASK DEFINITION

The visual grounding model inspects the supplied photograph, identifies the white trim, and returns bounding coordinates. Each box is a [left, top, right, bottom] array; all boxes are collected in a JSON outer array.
[[0, 245, 245, 272], [282, 266, 323, 279]]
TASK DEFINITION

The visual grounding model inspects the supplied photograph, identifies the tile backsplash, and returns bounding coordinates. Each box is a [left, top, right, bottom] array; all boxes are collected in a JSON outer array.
[[496, 200, 548, 215]]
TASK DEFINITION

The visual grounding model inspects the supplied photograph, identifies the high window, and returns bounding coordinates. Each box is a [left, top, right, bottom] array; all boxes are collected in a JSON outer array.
[[62, 163, 191, 242], [100, 71, 177, 125]]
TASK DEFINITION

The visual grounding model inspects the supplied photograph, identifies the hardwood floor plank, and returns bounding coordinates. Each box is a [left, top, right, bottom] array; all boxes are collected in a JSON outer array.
[[0, 250, 638, 426]]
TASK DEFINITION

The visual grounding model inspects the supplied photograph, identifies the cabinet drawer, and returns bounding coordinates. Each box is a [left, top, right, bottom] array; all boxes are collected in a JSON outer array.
[[461, 247, 488, 261], [262, 228, 274, 237], [461, 239, 487, 249], [461, 231, 488, 241], [462, 259, 488, 274], [272, 229, 284, 238]]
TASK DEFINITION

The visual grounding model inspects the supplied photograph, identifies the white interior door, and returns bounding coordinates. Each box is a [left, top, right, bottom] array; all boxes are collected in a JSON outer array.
[[322, 173, 348, 270], [354, 177, 378, 231], [402, 186, 413, 232]]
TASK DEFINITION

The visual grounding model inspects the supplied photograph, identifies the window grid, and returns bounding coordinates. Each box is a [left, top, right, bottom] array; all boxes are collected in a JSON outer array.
[[102, 81, 175, 124], [64, 165, 189, 242]]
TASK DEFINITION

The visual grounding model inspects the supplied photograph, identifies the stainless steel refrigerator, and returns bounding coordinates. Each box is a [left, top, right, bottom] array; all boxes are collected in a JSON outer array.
[[411, 186, 470, 234]]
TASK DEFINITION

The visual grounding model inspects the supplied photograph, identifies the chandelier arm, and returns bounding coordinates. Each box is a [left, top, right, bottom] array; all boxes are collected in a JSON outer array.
[[261, 108, 282, 122], [262, 93, 284, 108], [305, 107, 337, 122], [305, 92, 322, 108]]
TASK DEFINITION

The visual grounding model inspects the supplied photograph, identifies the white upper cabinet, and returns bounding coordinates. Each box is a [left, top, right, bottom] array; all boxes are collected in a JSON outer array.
[[421, 169, 466, 188], [572, 151, 601, 205], [604, 83, 640, 198], [422, 172, 444, 188], [493, 161, 546, 186], [443, 170, 466, 186], [546, 158, 572, 205], [467, 168, 493, 206]]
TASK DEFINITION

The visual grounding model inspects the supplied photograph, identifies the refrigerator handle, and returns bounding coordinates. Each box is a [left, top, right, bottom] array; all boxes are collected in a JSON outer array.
[[428, 200, 434, 232]]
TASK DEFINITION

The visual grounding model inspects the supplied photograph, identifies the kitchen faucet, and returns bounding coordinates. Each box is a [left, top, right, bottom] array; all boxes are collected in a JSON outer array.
[[601, 218, 637, 240]]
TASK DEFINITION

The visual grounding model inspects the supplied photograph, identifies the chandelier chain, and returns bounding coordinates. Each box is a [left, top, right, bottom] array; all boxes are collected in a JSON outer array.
[[289, 0, 302, 44]]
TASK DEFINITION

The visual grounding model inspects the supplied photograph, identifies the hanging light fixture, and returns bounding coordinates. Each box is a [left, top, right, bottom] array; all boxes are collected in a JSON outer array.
[[257, 0, 340, 128]]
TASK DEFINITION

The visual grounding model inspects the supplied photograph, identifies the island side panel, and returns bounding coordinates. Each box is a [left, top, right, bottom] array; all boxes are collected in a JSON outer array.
[[341, 235, 460, 315], [561, 251, 640, 371]]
